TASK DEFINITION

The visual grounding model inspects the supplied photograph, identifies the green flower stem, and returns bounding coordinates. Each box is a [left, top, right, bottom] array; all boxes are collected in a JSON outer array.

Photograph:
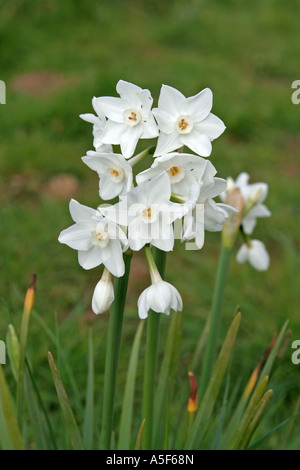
[[198, 244, 233, 401], [142, 247, 167, 450], [128, 145, 155, 167], [100, 252, 132, 450]]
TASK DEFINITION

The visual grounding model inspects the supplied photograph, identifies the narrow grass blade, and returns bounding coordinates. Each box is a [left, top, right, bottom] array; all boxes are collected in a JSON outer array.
[[32, 310, 83, 416], [237, 389, 273, 450], [6, 324, 20, 382], [226, 375, 269, 450], [25, 358, 58, 450], [0, 365, 24, 450], [257, 320, 289, 386], [186, 312, 241, 450], [24, 370, 48, 450], [0, 396, 11, 450], [117, 321, 144, 450], [248, 412, 300, 450], [211, 369, 230, 450], [135, 419, 145, 450], [153, 310, 183, 449], [83, 328, 94, 450], [48, 351, 85, 450], [16, 274, 36, 426]]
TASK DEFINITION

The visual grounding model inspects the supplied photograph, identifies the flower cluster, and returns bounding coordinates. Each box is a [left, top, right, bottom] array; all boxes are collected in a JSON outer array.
[[221, 172, 271, 271], [59, 80, 236, 318]]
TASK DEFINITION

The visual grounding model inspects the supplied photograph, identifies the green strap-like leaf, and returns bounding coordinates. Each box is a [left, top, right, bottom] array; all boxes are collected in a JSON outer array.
[[153, 310, 183, 449], [83, 328, 94, 450], [117, 321, 144, 450], [0, 365, 24, 450], [226, 376, 269, 450], [185, 312, 241, 450], [135, 419, 145, 450], [237, 389, 273, 450], [48, 352, 85, 450]]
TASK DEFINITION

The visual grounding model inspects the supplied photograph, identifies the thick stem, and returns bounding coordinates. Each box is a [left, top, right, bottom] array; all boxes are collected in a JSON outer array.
[[100, 252, 132, 450], [142, 247, 167, 450], [198, 244, 232, 401]]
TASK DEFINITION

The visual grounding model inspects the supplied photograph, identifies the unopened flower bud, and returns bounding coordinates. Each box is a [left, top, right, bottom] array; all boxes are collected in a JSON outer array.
[[92, 268, 114, 315]]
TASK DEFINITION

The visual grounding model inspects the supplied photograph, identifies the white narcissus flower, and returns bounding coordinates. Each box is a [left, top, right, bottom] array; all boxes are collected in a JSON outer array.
[[138, 281, 183, 319], [58, 199, 128, 277], [236, 239, 270, 271], [92, 80, 158, 159], [82, 151, 133, 200], [101, 173, 188, 252], [92, 268, 115, 315], [153, 84, 225, 157], [80, 107, 112, 153], [181, 161, 236, 249], [220, 172, 271, 235], [136, 152, 208, 198], [138, 247, 183, 319]]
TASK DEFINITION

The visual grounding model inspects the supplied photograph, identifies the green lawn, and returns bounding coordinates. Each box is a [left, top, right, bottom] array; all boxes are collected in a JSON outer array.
[[0, 0, 300, 449]]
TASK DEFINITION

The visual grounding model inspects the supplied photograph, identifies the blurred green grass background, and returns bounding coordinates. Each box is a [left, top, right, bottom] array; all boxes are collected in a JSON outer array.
[[0, 0, 300, 449]]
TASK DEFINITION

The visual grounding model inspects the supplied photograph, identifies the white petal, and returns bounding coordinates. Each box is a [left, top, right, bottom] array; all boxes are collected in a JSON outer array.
[[92, 96, 125, 123], [154, 132, 182, 157], [152, 108, 175, 134], [69, 199, 98, 223], [236, 172, 249, 188], [236, 244, 248, 264], [247, 203, 271, 219], [137, 290, 149, 319], [186, 88, 213, 121], [78, 246, 104, 270], [116, 80, 142, 97], [181, 131, 212, 157], [153, 172, 173, 203], [194, 113, 226, 140], [138, 89, 153, 113], [58, 224, 93, 251], [248, 240, 270, 271], [120, 125, 143, 158], [101, 120, 126, 144], [151, 232, 174, 251], [157, 84, 186, 115], [242, 215, 257, 235], [80, 113, 99, 125], [99, 177, 122, 200], [102, 240, 125, 277], [141, 113, 159, 139]]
